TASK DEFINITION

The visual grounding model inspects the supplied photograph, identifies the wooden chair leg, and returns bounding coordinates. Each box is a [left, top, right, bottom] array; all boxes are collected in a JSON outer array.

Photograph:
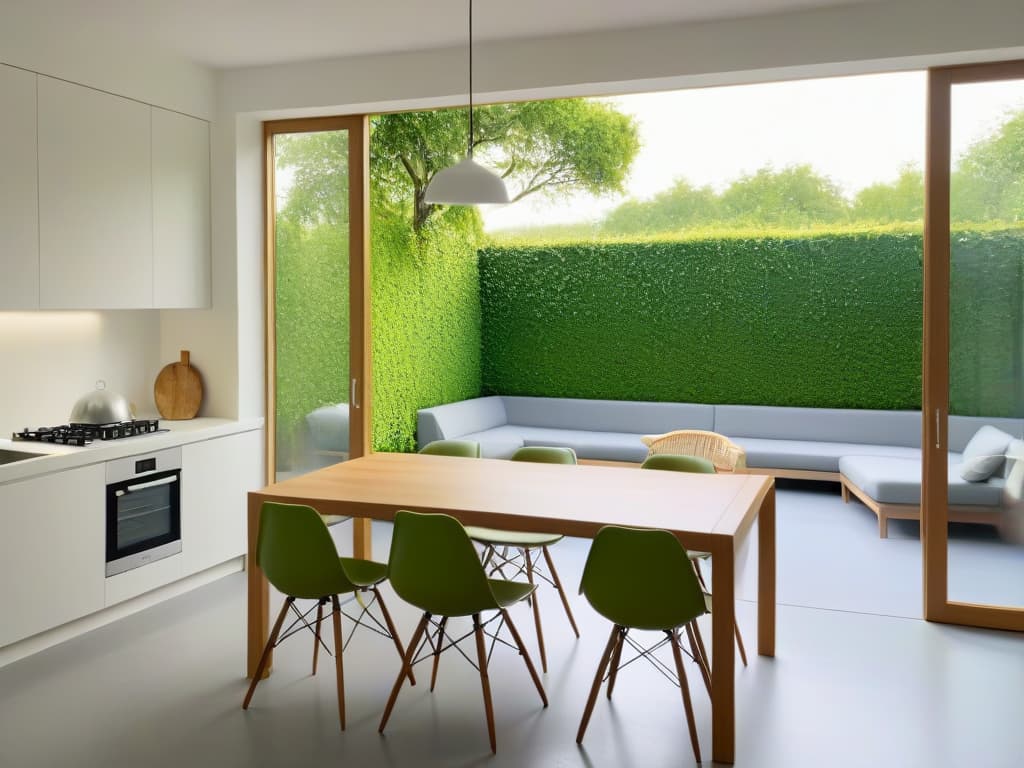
[[694, 558, 747, 666], [500, 609, 548, 707], [734, 616, 748, 667], [473, 614, 497, 754], [331, 595, 346, 731], [312, 598, 325, 676], [373, 586, 416, 686], [577, 624, 620, 744], [541, 545, 580, 638], [379, 612, 430, 733], [430, 617, 448, 692], [243, 597, 293, 710], [685, 621, 712, 696], [606, 627, 625, 699], [525, 549, 547, 673], [669, 629, 702, 765]]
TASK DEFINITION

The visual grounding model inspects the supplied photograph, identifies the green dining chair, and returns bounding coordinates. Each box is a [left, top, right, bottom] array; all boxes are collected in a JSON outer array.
[[640, 453, 748, 667], [379, 510, 548, 754], [419, 439, 482, 458], [464, 445, 581, 673], [577, 525, 710, 764], [243, 502, 413, 730]]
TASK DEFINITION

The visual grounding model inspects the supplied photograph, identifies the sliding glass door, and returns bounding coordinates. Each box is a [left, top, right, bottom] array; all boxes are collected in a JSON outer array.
[[264, 116, 370, 486], [923, 61, 1024, 630]]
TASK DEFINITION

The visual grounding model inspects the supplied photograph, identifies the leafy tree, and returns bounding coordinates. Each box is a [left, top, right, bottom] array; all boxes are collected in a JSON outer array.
[[719, 164, 849, 226], [852, 164, 923, 223], [275, 132, 350, 227], [952, 108, 1024, 223], [601, 179, 719, 235], [372, 99, 640, 231]]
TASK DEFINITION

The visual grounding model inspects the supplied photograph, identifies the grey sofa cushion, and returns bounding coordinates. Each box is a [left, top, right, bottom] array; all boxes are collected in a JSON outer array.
[[839, 454, 1005, 507], [305, 404, 349, 452], [736, 438, 921, 473], [522, 431, 649, 463], [948, 415, 1023, 453], [959, 425, 1015, 482], [417, 396, 508, 447], [501, 396, 714, 434], [455, 425, 527, 459], [715, 405, 921, 447]]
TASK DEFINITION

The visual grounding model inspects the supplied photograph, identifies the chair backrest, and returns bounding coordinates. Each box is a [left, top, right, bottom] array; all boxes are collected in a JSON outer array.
[[511, 446, 577, 465], [581, 526, 706, 631], [258, 502, 352, 599], [641, 453, 716, 473], [641, 429, 745, 471], [388, 510, 498, 617], [419, 439, 481, 458]]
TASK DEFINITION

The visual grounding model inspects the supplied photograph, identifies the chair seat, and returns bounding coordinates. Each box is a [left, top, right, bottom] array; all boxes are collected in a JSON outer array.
[[488, 578, 537, 608], [339, 557, 388, 588], [466, 525, 564, 547]]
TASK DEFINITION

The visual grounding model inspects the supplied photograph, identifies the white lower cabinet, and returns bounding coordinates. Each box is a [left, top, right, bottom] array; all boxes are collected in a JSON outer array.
[[181, 430, 263, 577], [0, 465, 105, 647]]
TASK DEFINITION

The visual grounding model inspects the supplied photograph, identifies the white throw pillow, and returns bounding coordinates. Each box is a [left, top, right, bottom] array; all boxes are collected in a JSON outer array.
[[959, 425, 1015, 482]]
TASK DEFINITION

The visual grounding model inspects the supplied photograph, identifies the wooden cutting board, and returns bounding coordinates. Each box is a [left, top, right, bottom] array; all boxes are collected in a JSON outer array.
[[154, 350, 203, 420]]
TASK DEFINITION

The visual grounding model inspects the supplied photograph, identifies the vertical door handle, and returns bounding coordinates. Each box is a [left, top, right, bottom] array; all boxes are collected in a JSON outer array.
[[351, 378, 359, 409], [935, 408, 941, 449]]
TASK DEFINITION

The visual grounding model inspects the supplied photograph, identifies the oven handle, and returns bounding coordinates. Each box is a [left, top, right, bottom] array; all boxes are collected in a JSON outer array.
[[116, 474, 179, 496]]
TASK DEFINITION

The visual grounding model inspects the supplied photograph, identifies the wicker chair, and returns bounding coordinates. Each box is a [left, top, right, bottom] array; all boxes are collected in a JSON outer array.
[[640, 429, 746, 472]]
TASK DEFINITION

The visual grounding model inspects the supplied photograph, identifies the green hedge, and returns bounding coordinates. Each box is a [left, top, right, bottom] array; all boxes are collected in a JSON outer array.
[[479, 228, 1024, 416], [371, 212, 482, 452]]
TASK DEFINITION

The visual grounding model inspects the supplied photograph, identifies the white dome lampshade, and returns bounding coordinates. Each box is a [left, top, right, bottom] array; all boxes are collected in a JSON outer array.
[[424, 156, 510, 204]]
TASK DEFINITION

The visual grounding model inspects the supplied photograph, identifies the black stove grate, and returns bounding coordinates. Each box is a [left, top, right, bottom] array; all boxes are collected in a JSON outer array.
[[12, 420, 161, 446]]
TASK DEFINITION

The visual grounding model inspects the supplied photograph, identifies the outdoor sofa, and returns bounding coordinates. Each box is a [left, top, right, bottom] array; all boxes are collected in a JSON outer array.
[[416, 395, 1024, 538]]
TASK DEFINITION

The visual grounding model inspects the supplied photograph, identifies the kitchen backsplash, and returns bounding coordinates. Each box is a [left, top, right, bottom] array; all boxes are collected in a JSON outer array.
[[0, 311, 161, 435]]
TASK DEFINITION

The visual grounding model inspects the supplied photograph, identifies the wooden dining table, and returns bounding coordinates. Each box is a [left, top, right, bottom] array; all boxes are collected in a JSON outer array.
[[246, 452, 775, 764]]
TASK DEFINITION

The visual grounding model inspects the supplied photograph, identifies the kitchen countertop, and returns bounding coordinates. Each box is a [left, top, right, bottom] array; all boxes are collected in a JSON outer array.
[[0, 417, 264, 486]]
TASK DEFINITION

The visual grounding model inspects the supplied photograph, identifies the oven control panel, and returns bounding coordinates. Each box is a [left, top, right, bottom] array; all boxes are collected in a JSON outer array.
[[105, 447, 182, 485]]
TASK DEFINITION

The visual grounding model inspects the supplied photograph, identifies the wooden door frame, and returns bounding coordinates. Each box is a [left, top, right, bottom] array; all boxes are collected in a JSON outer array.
[[923, 60, 1024, 630], [262, 116, 373, 553]]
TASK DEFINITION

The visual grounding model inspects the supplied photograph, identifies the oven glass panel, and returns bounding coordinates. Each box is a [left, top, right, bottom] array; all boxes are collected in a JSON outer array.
[[116, 485, 174, 549]]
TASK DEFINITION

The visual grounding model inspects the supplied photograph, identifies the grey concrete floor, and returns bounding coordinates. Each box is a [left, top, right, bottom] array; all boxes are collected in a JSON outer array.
[[1, 483, 1022, 768]]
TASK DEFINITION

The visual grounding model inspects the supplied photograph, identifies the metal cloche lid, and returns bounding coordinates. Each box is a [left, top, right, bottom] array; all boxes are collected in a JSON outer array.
[[69, 380, 135, 425]]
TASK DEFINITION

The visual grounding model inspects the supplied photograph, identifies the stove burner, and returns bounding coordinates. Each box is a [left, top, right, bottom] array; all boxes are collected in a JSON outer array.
[[13, 420, 162, 446]]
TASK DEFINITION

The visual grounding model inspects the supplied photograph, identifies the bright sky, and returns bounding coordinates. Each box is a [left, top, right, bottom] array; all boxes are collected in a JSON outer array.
[[481, 71, 1024, 232]]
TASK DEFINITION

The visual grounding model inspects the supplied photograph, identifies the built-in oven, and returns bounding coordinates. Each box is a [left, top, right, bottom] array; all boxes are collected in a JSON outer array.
[[105, 447, 182, 577]]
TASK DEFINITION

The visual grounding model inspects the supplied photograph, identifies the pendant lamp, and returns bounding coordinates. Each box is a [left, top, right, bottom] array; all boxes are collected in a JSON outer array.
[[423, 0, 509, 204]]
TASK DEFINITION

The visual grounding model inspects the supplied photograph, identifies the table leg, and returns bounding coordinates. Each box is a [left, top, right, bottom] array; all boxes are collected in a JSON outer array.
[[247, 494, 270, 679], [353, 517, 373, 559], [758, 483, 776, 657], [710, 536, 735, 764]]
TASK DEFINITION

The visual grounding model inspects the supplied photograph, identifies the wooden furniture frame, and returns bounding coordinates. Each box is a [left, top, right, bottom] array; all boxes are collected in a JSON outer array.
[[840, 474, 1003, 538], [923, 60, 1024, 632], [246, 452, 775, 765]]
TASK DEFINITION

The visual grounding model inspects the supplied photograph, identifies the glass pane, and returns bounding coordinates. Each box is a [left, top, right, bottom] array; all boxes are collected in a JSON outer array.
[[948, 79, 1024, 608], [273, 129, 351, 481]]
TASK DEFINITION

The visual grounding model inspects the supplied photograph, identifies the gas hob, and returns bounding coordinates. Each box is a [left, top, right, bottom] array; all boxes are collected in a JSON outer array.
[[12, 420, 163, 447]]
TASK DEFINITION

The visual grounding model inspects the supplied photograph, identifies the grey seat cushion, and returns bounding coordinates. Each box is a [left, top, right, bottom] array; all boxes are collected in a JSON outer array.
[[715, 405, 922, 447], [417, 396, 508, 447], [458, 424, 649, 462], [735, 438, 921, 473], [840, 454, 1005, 507]]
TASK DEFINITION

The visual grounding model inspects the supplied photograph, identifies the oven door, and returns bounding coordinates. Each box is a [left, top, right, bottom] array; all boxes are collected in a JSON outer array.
[[106, 466, 182, 577]]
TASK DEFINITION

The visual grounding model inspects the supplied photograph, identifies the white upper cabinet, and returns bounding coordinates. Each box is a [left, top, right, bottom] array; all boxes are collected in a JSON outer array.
[[38, 76, 153, 309], [32, 76, 211, 310], [153, 108, 211, 308], [0, 65, 40, 309]]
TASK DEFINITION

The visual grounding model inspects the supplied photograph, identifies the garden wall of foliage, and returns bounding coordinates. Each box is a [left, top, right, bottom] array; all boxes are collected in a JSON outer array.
[[371, 211, 483, 452], [479, 228, 1024, 416]]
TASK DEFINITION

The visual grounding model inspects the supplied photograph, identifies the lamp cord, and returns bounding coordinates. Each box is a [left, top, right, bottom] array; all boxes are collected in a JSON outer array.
[[468, 0, 474, 159]]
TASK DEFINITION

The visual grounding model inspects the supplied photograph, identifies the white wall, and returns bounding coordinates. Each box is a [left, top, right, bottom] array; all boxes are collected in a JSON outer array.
[[0, 312, 161, 434], [213, 0, 1024, 423]]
